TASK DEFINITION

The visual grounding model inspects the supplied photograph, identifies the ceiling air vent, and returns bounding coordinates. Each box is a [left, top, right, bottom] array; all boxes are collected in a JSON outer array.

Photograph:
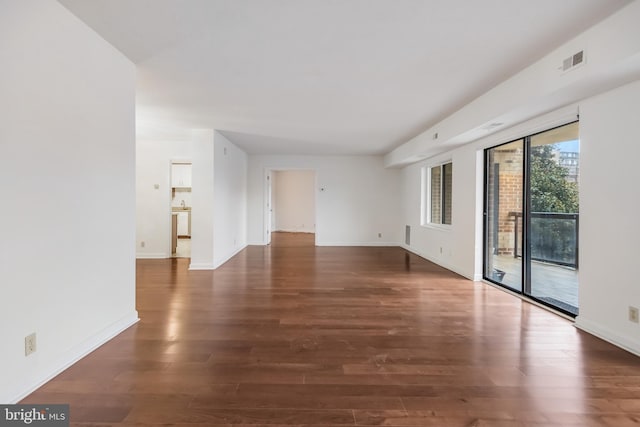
[[561, 50, 585, 72]]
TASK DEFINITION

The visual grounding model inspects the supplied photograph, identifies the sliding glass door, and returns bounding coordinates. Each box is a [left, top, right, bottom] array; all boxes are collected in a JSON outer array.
[[484, 122, 580, 316], [528, 122, 579, 314]]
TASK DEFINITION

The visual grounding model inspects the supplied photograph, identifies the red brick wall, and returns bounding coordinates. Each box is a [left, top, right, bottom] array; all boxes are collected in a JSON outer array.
[[487, 145, 523, 255]]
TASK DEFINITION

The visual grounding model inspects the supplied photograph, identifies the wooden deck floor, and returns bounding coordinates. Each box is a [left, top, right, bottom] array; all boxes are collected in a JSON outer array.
[[22, 233, 640, 426], [490, 254, 579, 313]]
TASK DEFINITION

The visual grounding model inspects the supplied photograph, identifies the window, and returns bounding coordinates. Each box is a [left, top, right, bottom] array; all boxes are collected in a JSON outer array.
[[423, 162, 452, 225]]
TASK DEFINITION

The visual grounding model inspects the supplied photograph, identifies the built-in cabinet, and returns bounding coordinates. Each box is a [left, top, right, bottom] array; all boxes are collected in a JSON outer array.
[[177, 211, 190, 236], [171, 163, 192, 188]]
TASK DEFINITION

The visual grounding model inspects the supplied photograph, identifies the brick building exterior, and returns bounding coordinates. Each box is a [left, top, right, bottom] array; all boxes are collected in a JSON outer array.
[[487, 143, 523, 256]]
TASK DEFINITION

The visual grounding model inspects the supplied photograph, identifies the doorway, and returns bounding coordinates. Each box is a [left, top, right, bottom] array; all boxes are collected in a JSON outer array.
[[484, 121, 580, 316], [266, 169, 316, 246], [170, 161, 192, 258]]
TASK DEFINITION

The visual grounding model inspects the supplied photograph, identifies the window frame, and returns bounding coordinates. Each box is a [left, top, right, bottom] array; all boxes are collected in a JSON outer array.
[[421, 161, 453, 228]]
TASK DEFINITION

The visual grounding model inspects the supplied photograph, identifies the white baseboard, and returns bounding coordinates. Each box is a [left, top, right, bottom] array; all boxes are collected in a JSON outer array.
[[575, 317, 640, 357], [7, 311, 139, 404], [136, 252, 168, 259], [274, 228, 315, 234], [316, 241, 399, 247], [249, 240, 398, 247], [401, 244, 474, 281], [188, 262, 215, 270]]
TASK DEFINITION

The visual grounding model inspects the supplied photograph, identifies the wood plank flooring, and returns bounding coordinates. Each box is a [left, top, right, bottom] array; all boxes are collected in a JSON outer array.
[[22, 232, 640, 426]]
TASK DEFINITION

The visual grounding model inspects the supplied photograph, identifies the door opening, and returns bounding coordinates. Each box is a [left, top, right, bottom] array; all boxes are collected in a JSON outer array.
[[170, 161, 192, 258], [266, 169, 317, 246], [484, 121, 580, 316]]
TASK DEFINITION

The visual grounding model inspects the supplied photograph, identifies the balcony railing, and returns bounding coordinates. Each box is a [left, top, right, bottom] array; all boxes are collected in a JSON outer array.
[[509, 212, 579, 269]]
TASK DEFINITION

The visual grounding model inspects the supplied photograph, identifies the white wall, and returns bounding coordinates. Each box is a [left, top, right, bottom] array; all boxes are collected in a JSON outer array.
[[273, 170, 316, 233], [399, 105, 577, 280], [190, 129, 215, 269], [0, 0, 137, 403], [400, 81, 640, 355], [189, 130, 248, 269], [391, 0, 640, 357], [575, 80, 640, 355], [400, 146, 483, 280], [212, 131, 248, 268], [248, 155, 401, 246], [136, 140, 192, 258]]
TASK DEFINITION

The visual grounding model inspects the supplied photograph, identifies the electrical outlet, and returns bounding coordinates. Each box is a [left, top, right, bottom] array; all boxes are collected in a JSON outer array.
[[378, 233, 382, 238], [25, 333, 36, 356], [140, 241, 145, 248], [629, 306, 639, 323]]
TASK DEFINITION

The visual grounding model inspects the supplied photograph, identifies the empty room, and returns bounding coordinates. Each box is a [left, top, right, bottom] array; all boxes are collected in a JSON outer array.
[[2, 0, 640, 425]]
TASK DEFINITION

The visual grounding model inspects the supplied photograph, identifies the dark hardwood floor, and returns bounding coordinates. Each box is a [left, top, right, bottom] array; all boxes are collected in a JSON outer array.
[[22, 232, 640, 426]]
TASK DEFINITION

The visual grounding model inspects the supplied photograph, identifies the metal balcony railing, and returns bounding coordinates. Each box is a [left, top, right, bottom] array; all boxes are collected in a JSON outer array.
[[508, 211, 579, 269]]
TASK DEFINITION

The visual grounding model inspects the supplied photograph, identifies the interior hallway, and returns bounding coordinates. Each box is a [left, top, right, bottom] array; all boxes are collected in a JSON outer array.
[[21, 233, 640, 425]]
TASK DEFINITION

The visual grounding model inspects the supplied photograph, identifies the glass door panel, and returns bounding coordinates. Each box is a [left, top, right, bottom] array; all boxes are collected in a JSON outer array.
[[528, 122, 580, 315], [485, 140, 524, 292]]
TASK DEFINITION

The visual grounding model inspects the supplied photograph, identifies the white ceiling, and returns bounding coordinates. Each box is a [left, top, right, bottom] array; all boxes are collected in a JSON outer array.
[[59, 0, 631, 155]]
